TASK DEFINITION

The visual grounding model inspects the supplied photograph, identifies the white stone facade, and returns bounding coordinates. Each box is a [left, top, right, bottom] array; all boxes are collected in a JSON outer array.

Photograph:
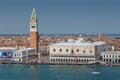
[[49, 39, 112, 64], [101, 51, 120, 64], [13, 48, 35, 63]]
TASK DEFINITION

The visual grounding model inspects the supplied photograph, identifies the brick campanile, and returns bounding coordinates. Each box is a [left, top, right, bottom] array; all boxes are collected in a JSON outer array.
[[30, 8, 39, 54]]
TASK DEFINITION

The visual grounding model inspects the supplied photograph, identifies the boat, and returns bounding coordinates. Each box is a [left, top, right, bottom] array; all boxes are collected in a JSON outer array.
[[87, 65, 95, 68], [105, 63, 112, 67], [31, 66, 34, 68], [92, 72, 100, 74]]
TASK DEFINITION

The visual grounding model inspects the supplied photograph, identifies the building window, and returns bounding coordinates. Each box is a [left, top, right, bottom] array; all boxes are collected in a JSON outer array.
[[59, 49, 62, 52], [81, 59, 83, 61], [71, 50, 74, 54], [17, 54, 18, 57], [104, 59, 105, 61], [109, 48, 111, 50], [51, 59, 53, 61], [110, 59, 111, 62], [66, 59, 68, 61], [87, 59, 88, 62], [77, 49, 79, 52], [53, 59, 55, 61], [110, 55, 111, 57], [107, 59, 108, 62], [69, 59, 70, 61], [83, 50, 85, 53], [104, 49, 105, 52], [31, 26, 35, 28], [74, 59, 76, 61], [66, 49, 69, 52], [113, 55, 114, 58], [53, 49, 56, 52], [19, 54, 21, 57], [107, 55, 108, 58], [90, 50, 92, 53], [56, 59, 58, 61], [76, 59, 78, 62], [63, 59, 65, 61], [15, 54, 16, 57]]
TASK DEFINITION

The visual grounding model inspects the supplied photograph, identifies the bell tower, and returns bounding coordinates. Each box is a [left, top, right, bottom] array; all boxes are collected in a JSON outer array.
[[30, 8, 39, 54]]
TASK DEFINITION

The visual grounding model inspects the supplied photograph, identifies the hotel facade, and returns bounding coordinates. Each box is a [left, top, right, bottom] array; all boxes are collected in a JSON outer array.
[[49, 38, 112, 64]]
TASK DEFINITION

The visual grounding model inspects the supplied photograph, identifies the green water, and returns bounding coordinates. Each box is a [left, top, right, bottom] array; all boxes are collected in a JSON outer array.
[[0, 64, 120, 80]]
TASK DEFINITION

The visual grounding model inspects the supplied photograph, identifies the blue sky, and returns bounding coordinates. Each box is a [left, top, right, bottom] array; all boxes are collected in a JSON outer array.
[[0, 0, 120, 34]]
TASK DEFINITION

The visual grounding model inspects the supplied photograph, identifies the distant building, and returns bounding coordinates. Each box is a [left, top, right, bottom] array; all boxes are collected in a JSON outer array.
[[101, 51, 120, 64], [13, 48, 35, 63], [49, 38, 112, 64]]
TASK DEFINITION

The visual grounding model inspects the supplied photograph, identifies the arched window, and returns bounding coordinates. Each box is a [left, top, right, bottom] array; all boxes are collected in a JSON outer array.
[[66, 49, 69, 52], [81, 59, 83, 61], [53, 59, 55, 61], [83, 50, 85, 53], [71, 50, 74, 54], [58, 58, 60, 61], [59, 49, 62, 52], [56, 59, 58, 61], [110, 55, 111, 57], [69, 59, 70, 61], [76, 59, 78, 62], [77, 49, 79, 52], [84, 59, 86, 62], [64, 59, 65, 61], [51, 59, 53, 61], [15, 54, 16, 57], [53, 49, 56, 52], [107, 55, 108, 58], [74, 59, 76, 62], [66, 59, 68, 61], [87, 59, 88, 62], [90, 50, 92, 53]]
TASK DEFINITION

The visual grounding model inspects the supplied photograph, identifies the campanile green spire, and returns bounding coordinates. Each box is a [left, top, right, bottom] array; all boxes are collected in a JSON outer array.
[[31, 8, 37, 19]]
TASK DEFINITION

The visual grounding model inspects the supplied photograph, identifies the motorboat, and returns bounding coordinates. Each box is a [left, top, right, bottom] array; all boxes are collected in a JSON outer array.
[[92, 72, 100, 74]]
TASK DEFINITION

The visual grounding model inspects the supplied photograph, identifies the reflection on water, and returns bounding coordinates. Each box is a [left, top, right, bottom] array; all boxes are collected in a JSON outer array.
[[0, 64, 120, 80]]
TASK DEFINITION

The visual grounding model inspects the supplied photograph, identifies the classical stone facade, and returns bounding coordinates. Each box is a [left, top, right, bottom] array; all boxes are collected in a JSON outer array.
[[49, 38, 112, 64], [101, 51, 120, 64]]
